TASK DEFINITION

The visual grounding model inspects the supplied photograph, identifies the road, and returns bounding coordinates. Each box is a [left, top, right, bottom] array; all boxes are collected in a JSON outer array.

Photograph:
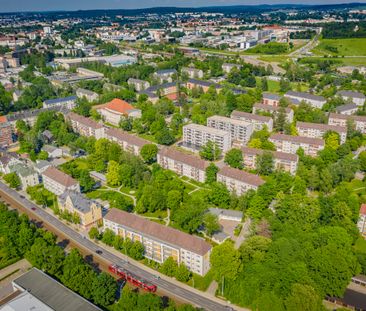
[[0, 181, 241, 311]]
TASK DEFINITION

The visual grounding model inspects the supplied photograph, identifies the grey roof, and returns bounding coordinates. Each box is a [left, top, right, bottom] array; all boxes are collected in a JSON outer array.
[[187, 78, 222, 89], [263, 92, 281, 101], [35, 160, 51, 170], [128, 78, 149, 84], [9, 163, 36, 177], [42, 130, 53, 139], [44, 96, 77, 106], [42, 145, 60, 153], [76, 88, 98, 96], [145, 82, 177, 93], [208, 207, 243, 220], [13, 268, 102, 311], [5, 106, 69, 123], [285, 91, 326, 102], [337, 90, 366, 99], [335, 103, 358, 113], [58, 190, 100, 214], [155, 69, 177, 75], [231, 88, 247, 95]]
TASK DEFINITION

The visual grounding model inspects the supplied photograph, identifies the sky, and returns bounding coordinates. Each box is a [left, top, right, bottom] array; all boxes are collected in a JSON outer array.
[[0, 0, 363, 13]]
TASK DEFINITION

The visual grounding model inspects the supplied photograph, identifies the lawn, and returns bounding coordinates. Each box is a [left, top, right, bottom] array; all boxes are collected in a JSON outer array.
[[313, 38, 366, 56], [255, 77, 309, 93], [86, 190, 134, 209], [187, 269, 215, 291], [354, 237, 366, 253]]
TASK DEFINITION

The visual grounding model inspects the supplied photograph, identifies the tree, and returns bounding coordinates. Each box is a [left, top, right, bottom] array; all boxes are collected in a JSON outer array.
[[166, 190, 182, 211], [155, 128, 175, 145], [284, 283, 325, 311], [89, 227, 100, 239], [102, 229, 115, 246], [261, 77, 268, 91], [205, 163, 218, 183], [279, 78, 291, 92], [176, 263, 191, 282], [3, 173, 21, 189], [127, 241, 145, 260], [256, 151, 274, 175], [140, 144, 158, 164], [203, 213, 220, 236], [92, 272, 117, 307], [120, 118, 133, 131], [359, 151, 366, 171], [159, 257, 178, 277], [200, 141, 221, 161], [106, 161, 121, 187], [210, 241, 241, 281], [37, 150, 49, 160], [324, 131, 340, 150], [79, 170, 95, 192], [224, 148, 243, 169]]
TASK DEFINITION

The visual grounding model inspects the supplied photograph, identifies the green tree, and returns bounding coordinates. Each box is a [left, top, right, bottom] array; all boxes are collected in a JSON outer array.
[[224, 148, 243, 169], [102, 229, 115, 246], [92, 272, 117, 307], [176, 264, 191, 282], [256, 151, 274, 175], [203, 213, 220, 236], [324, 131, 340, 150], [159, 257, 178, 277], [106, 160, 121, 187], [140, 144, 158, 164], [285, 283, 324, 311], [205, 163, 219, 183], [199, 141, 221, 161], [37, 150, 49, 160], [261, 77, 268, 91], [359, 151, 366, 171], [89, 227, 100, 239], [3, 173, 21, 189], [155, 128, 175, 145]]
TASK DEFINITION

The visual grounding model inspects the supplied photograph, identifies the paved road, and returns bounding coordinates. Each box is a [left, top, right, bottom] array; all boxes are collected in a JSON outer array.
[[0, 181, 238, 311]]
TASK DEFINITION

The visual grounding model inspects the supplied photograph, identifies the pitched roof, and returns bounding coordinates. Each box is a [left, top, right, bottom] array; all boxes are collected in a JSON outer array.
[[241, 146, 298, 162], [218, 166, 265, 187], [296, 121, 347, 134], [158, 147, 209, 171], [104, 208, 212, 255], [337, 90, 366, 99], [254, 103, 292, 114], [66, 112, 103, 130], [231, 110, 272, 122], [335, 103, 358, 113], [285, 91, 326, 102], [59, 190, 100, 214], [155, 69, 177, 75], [105, 127, 149, 148], [94, 98, 138, 115], [0, 115, 7, 123], [270, 133, 325, 146], [262, 92, 281, 101], [44, 96, 77, 105], [42, 166, 78, 187], [329, 112, 366, 123], [360, 204, 366, 215]]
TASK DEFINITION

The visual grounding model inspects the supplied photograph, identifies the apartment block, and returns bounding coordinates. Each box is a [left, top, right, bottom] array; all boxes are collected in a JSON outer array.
[[105, 128, 149, 156], [217, 166, 265, 196], [42, 166, 80, 195], [157, 147, 209, 183], [66, 112, 105, 139], [127, 78, 150, 91], [241, 146, 298, 175], [328, 113, 366, 134], [58, 191, 102, 229], [104, 208, 212, 276], [284, 91, 327, 109], [207, 115, 253, 145], [253, 103, 294, 123], [269, 133, 325, 157], [186, 79, 222, 93], [43, 96, 77, 110], [222, 63, 242, 73], [181, 67, 204, 79], [9, 163, 39, 190], [296, 121, 347, 144], [335, 103, 358, 115], [231, 110, 273, 131], [76, 88, 99, 102], [337, 90, 366, 107], [0, 116, 12, 147], [153, 69, 177, 83], [182, 123, 232, 152], [262, 92, 281, 106]]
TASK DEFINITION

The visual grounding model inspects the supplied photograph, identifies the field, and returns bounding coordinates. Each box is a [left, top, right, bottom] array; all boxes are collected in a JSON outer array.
[[313, 38, 366, 56]]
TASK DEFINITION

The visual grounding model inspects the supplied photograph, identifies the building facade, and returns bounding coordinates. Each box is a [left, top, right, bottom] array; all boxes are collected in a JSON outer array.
[[337, 90, 366, 107], [231, 110, 273, 131], [253, 103, 294, 123], [284, 91, 327, 109], [105, 128, 149, 156], [43, 96, 77, 110], [66, 112, 105, 139], [262, 92, 281, 106], [296, 121, 347, 144], [328, 113, 366, 134], [104, 208, 212, 276], [358, 204, 366, 239], [42, 166, 80, 195]]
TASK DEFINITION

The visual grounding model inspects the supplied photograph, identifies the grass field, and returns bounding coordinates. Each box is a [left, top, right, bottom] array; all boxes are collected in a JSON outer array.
[[255, 77, 309, 93], [354, 237, 366, 253], [313, 38, 366, 56]]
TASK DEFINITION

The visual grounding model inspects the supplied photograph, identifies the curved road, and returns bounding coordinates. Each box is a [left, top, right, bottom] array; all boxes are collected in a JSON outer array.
[[0, 181, 236, 311]]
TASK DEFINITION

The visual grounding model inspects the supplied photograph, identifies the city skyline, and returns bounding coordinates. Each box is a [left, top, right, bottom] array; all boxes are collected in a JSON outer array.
[[0, 0, 365, 13]]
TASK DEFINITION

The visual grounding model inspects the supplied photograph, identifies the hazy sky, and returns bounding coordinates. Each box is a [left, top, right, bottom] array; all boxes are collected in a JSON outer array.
[[0, 0, 363, 13]]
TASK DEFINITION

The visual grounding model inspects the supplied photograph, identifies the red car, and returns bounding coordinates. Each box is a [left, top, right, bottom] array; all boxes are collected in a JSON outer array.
[[31, 207, 36, 211]]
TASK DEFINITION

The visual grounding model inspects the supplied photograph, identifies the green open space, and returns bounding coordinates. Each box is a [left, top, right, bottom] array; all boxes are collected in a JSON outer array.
[[313, 38, 366, 56]]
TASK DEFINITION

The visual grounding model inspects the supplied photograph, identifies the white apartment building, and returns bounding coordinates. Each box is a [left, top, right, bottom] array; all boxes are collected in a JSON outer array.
[[335, 103, 359, 115], [231, 110, 273, 131], [66, 112, 105, 140], [157, 147, 209, 183], [181, 67, 204, 79], [241, 146, 298, 175], [337, 90, 366, 107], [42, 166, 80, 196], [183, 123, 232, 152], [43, 96, 77, 110], [262, 93, 281, 107], [222, 63, 242, 73], [269, 133, 325, 157], [217, 166, 265, 196], [105, 128, 149, 156], [296, 121, 347, 144], [284, 91, 327, 109], [127, 78, 151, 92], [76, 88, 99, 102], [328, 113, 366, 134], [9, 163, 40, 191], [253, 103, 294, 123], [104, 208, 212, 276], [207, 115, 253, 145]]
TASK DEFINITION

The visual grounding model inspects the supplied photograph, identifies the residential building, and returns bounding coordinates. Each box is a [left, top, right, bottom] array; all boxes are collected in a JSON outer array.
[[337, 90, 366, 107], [43, 96, 77, 110], [145, 82, 177, 96], [127, 78, 150, 91], [182, 123, 232, 152], [262, 92, 281, 106], [207, 115, 253, 145], [186, 79, 222, 93], [42, 166, 80, 195], [34, 160, 52, 174], [269, 133, 325, 157], [241, 146, 298, 175], [66, 112, 105, 139], [153, 69, 177, 83], [358, 204, 366, 238], [328, 113, 366, 134], [0, 116, 12, 147], [58, 191, 102, 229], [5, 268, 102, 311], [296, 121, 347, 144], [222, 63, 242, 73], [208, 207, 243, 222], [253, 103, 294, 123], [104, 128, 149, 156], [42, 145, 63, 158], [94, 98, 141, 126], [335, 103, 359, 115], [76, 88, 99, 102], [284, 91, 327, 109], [138, 90, 159, 104], [181, 67, 204, 79], [9, 163, 39, 190], [217, 166, 265, 195], [157, 147, 209, 183], [231, 110, 273, 131], [104, 208, 212, 276], [0, 155, 21, 174]]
